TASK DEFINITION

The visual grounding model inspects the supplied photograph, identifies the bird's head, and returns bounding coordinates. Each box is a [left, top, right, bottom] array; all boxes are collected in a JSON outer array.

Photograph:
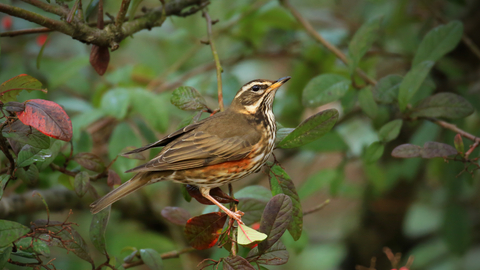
[[229, 76, 291, 115]]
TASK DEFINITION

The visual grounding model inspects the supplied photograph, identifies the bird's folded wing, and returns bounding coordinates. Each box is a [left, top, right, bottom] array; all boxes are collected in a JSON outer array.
[[125, 131, 255, 173], [121, 121, 204, 155]]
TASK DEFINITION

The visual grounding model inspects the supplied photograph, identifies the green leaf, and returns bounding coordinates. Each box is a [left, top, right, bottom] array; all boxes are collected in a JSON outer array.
[[257, 194, 293, 253], [358, 88, 378, 118], [348, 17, 382, 72], [101, 88, 131, 120], [140, 248, 164, 270], [278, 109, 339, 148], [36, 139, 64, 170], [364, 141, 384, 163], [410, 93, 474, 119], [269, 165, 303, 241], [275, 128, 294, 146], [235, 185, 272, 202], [378, 119, 403, 142], [454, 134, 464, 156], [2, 120, 50, 149], [90, 206, 110, 254], [0, 220, 30, 247], [15, 237, 50, 257], [132, 89, 169, 132], [74, 171, 89, 197], [33, 219, 93, 265], [372, 75, 402, 104], [302, 74, 350, 107], [0, 246, 12, 269], [171, 86, 208, 111], [412, 21, 463, 67], [298, 169, 338, 199], [442, 204, 471, 255], [16, 145, 52, 167], [235, 198, 267, 226], [0, 74, 46, 103], [16, 164, 39, 185], [0, 175, 9, 200], [237, 224, 267, 246], [398, 61, 434, 111]]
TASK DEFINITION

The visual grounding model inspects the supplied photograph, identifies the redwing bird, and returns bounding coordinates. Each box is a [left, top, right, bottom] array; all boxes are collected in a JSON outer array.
[[90, 76, 291, 224]]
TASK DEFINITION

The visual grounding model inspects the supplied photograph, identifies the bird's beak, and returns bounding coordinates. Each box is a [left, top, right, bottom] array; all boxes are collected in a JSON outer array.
[[267, 76, 291, 92]]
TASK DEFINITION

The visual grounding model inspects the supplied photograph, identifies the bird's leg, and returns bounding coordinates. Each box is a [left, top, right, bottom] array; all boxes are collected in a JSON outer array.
[[200, 187, 244, 225]]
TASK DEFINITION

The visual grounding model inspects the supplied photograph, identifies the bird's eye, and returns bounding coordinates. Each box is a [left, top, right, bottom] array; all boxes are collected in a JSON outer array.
[[252, 85, 260, 92]]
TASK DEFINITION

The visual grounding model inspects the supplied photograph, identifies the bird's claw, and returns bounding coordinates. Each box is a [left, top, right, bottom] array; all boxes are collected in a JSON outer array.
[[231, 211, 244, 225]]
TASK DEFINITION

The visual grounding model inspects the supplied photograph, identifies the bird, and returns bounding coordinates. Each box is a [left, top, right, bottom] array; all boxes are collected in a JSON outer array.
[[90, 76, 291, 224]]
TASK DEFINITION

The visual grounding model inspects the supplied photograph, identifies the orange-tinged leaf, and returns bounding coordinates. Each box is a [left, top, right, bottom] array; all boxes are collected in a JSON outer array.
[[16, 99, 73, 142], [184, 212, 227, 250], [0, 74, 47, 103], [237, 223, 267, 246]]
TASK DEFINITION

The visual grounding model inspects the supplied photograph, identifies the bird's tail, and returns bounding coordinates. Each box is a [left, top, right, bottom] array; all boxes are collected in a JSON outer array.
[[90, 172, 157, 214]]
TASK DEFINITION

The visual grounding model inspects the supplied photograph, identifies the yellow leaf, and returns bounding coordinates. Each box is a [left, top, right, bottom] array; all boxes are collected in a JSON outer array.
[[237, 224, 267, 246]]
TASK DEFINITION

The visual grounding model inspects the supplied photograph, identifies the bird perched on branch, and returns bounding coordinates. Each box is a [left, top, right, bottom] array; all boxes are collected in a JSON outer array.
[[90, 76, 291, 224]]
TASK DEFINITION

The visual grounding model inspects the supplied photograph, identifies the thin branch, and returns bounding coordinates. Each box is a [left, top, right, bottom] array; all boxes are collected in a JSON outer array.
[[1, 0, 209, 50], [122, 247, 196, 269], [428, 117, 480, 159], [0, 27, 52, 37], [115, 0, 132, 28], [303, 199, 330, 216], [280, 0, 377, 86], [203, 10, 224, 111], [20, 0, 68, 17]]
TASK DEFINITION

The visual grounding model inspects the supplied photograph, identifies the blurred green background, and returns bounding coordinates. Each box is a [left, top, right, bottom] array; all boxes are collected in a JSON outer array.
[[1, 0, 480, 269]]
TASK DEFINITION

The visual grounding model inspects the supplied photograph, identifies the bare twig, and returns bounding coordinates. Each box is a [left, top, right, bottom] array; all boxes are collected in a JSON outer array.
[[428, 118, 480, 159], [280, 0, 377, 86], [1, 0, 209, 50], [0, 27, 52, 37], [116, 0, 132, 29], [303, 199, 330, 216], [122, 247, 196, 269], [203, 10, 224, 111]]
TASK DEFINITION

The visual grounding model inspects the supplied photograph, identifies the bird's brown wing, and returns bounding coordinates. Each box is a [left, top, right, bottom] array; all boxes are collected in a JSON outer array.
[[122, 120, 205, 155], [125, 130, 259, 173]]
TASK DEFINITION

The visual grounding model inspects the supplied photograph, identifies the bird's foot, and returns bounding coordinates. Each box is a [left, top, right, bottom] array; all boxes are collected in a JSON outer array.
[[229, 210, 244, 225]]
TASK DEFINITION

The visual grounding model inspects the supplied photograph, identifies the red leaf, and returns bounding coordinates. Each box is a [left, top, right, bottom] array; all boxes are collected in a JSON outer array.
[[184, 212, 227, 250], [90, 45, 110, 76], [16, 99, 73, 142], [161, 206, 191, 226], [223, 256, 256, 270]]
